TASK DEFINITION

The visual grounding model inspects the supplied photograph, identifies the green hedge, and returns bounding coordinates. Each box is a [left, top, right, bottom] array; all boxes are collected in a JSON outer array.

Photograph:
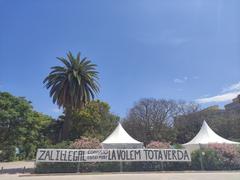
[[35, 162, 121, 173], [35, 161, 193, 173], [191, 149, 222, 170], [0, 145, 16, 162]]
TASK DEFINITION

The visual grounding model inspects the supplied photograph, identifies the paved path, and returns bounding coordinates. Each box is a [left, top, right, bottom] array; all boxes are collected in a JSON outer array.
[[0, 162, 240, 179], [1, 172, 240, 180], [0, 161, 34, 174]]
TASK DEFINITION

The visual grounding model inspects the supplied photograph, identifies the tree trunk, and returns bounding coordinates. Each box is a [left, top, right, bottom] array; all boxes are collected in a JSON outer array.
[[61, 108, 72, 140]]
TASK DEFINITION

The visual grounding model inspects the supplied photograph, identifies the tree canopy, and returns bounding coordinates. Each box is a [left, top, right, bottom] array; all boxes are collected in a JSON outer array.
[[174, 106, 240, 144], [0, 92, 52, 161], [68, 100, 119, 141], [123, 98, 200, 144], [43, 52, 100, 139]]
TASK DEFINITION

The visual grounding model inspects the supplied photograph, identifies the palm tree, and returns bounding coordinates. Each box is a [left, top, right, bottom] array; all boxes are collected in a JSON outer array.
[[43, 52, 99, 139]]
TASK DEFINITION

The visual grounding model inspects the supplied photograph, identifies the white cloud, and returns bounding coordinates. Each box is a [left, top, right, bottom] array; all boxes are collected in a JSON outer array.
[[173, 76, 197, 84], [196, 91, 240, 104], [196, 82, 240, 104], [174, 78, 185, 83], [222, 82, 240, 93], [174, 76, 188, 83]]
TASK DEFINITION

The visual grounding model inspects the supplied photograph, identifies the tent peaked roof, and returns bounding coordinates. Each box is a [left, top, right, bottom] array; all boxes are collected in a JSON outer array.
[[184, 120, 240, 145], [102, 123, 142, 144]]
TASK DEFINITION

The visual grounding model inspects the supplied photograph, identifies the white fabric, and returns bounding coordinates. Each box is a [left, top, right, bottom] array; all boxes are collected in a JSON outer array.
[[183, 121, 239, 151], [101, 123, 144, 149]]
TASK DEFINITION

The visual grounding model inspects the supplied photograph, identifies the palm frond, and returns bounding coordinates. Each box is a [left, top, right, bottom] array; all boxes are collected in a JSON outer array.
[[43, 51, 100, 110]]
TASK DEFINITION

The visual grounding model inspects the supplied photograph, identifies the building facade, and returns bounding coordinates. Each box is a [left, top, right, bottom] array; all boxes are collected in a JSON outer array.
[[225, 95, 240, 111]]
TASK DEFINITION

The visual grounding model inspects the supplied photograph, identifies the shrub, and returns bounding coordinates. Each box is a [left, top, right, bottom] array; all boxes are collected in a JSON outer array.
[[69, 137, 101, 149], [208, 144, 240, 170], [146, 141, 171, 149], [191, 148, 222, 170], [47, 141, 72, 149], [0, 145, 16, 162], [35, 162, 79, 173], [171, 144, 183, 149]]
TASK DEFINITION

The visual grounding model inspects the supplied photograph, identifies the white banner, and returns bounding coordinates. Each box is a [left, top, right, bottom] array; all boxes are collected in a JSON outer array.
[[36, 149, 191, 163]]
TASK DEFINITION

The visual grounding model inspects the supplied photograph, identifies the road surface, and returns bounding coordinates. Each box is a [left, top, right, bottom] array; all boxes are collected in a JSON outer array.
[[1, 172, 240, 180]]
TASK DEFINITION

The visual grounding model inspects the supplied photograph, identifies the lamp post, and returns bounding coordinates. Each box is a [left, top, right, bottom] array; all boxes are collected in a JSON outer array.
[[120, 161, 123, 172]]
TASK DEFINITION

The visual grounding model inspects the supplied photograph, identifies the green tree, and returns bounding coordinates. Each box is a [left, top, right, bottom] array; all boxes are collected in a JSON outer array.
[[0, 92, 52, 161], [174, 106, 240, 144], [123, 98, 199, 144], [0, 92, 31, 148], [69, 100, 119, 141], [17, 111, 53, 160], [43, 52, 100, 140]]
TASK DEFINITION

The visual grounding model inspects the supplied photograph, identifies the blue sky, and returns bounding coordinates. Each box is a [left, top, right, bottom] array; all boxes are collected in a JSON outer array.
[[0, 0, 240, 118]]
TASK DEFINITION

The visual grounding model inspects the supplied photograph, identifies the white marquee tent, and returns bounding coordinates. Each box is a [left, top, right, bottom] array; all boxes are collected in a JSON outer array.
[[101, 123, 144, 149], [183, 120, 240, 151]]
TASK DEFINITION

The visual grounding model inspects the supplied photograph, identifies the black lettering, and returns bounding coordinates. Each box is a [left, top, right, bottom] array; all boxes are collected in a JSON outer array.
[[183, 150, 190, 161], [108, 150, 116, 160], [177, 150, 183, 160], [129, 150, 134, 160], [163, 150, 168, 160], [78, 150, 86, 161], [154, 150, 158, 160], [148, 150, 154, 160], [60, 150, 67, 161], [112, 150, 116, 160], [167, 150, 172, 160], [38, 150, 46, 160], [135, 150, 141, 160], [108, 150, 111, 160], [68, 151, 73, 161], [158, 150, 163, 160], [117, 150, 126, 160], [73, 151, 78, 161], [56, 150, 60, 160], [45, 150, 52, 160], [122, 150, 126, 160], [172, 150, 177, 160], [144, 150, 148, 160]]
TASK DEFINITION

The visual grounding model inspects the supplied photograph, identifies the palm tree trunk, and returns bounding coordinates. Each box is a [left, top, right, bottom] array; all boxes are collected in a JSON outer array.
[[62, 108, 72, 140]]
